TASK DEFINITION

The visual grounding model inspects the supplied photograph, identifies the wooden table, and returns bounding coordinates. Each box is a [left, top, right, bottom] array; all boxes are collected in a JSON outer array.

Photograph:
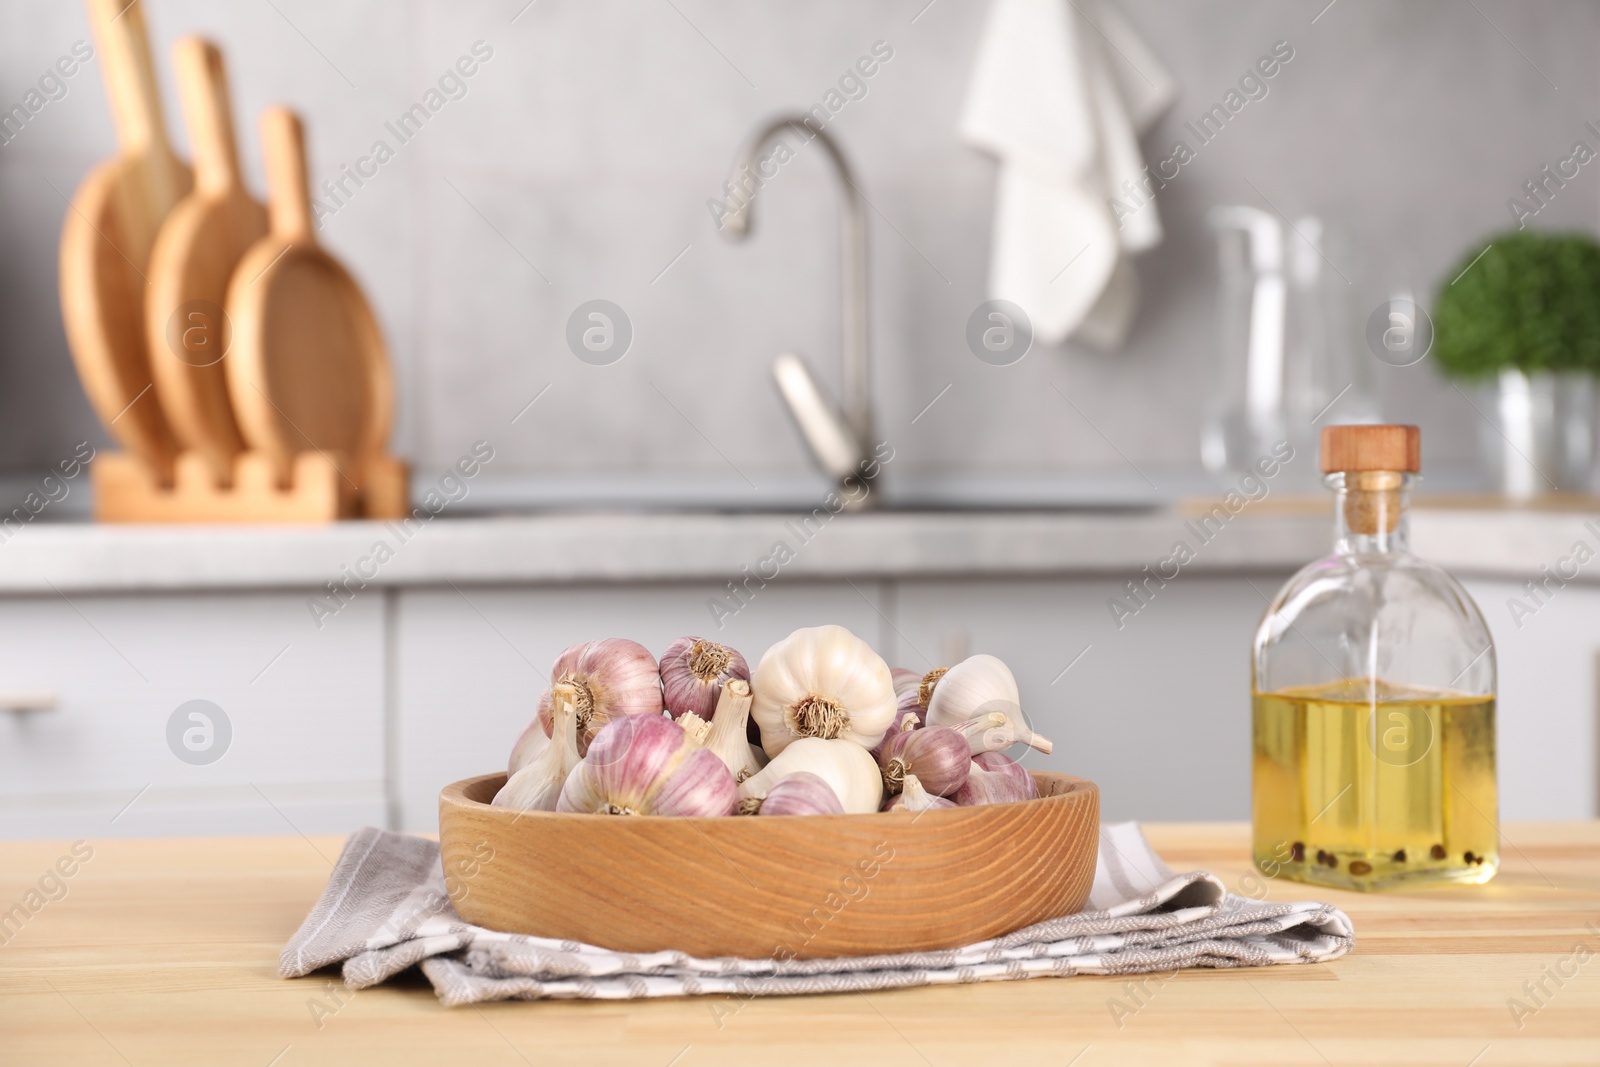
[[2, 823, 1598, 1066]]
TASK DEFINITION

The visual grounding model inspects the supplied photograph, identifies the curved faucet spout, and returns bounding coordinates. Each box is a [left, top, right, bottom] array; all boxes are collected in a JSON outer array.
[[720, 115, 872, 489]]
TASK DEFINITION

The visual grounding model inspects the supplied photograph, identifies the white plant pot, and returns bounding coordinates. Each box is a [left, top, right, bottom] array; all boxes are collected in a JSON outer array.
[[1478, 369, 1596, 499]]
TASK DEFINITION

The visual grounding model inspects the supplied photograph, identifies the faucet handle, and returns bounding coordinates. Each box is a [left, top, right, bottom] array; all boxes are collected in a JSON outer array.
[[772, 352, 865, 484]]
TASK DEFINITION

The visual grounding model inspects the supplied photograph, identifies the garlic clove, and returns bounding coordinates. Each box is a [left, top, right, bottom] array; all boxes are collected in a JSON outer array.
[[676, 711, 712, 744], [890, 667, 922, 700], [876, 724, 972, 797], [701, 678, 765, 783], [750, 624, 898, 756], [659, 637, 751, 720], [495, 761, 546, 810], [737, 736, 883, 814], [948, 712, 1010, 754], [536, 638, 665, 756], [507, 715, 551, 775], [751, 771, 844, 816], [556, 713, 737, 817], [947, 712, 1052, 756], [495, 683, 583, 812], [924, 654, 1053, 755], [882, 773, 958, 812]]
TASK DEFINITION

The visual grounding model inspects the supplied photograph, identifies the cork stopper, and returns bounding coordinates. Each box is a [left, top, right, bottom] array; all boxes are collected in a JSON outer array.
[[1321, 426, 1417, 537], [1320, 424, 1420, 474]]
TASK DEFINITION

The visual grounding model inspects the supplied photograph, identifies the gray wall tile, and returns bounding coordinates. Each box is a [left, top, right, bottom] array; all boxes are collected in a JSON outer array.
[[0, 0, 1594, 500]]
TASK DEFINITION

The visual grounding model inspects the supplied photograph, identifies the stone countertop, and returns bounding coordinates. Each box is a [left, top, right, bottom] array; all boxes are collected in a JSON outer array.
[[0, 507, 1592, 594]]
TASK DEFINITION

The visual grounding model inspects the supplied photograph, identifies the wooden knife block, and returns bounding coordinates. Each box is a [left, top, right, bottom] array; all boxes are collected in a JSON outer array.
[[92, 449, 408, 523]]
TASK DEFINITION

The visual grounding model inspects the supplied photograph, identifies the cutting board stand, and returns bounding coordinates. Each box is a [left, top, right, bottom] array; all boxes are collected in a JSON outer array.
[[92, 449, 408, 523]]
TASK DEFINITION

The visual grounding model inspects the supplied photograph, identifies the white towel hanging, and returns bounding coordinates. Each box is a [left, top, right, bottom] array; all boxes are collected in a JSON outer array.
[[960, 0, 1176, 350]]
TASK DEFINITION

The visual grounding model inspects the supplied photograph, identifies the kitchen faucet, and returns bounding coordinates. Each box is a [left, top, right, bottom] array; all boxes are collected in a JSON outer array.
[[719, 115, 874, 503]]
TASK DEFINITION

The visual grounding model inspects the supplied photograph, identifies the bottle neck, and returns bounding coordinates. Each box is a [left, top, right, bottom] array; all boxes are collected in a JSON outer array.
[[1329, 470, 1412, 555]]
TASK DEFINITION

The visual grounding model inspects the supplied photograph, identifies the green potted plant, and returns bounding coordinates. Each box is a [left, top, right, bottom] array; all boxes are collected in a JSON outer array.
[[1433, 231, 1600, 497]]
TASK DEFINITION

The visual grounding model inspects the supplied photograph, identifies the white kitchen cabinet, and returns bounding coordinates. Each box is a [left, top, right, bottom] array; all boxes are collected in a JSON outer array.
[[892, 574, 1290, 823], [1463, 578, 1600, 820], [0, 510, 1590, 841], [893, 575, 1600, 823], [393, 579, 891, 831], [0, 591, 386, 838]]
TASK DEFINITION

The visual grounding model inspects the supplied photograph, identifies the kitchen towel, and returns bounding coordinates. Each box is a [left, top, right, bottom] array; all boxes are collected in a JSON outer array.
[[959, 0, 1176, 350], [280, 823, 1353, 1006]]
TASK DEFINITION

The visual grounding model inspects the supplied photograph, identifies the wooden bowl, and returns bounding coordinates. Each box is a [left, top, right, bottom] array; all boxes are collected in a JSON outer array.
[[438, 771, 1099, 959]]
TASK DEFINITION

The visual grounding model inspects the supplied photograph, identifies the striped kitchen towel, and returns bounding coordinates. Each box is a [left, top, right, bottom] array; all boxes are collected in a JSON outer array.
[[280, 823, 1353, 1006]]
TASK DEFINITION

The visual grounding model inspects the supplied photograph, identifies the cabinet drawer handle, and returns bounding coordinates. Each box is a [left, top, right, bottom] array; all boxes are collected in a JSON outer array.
[[0, 691, 58, 714]]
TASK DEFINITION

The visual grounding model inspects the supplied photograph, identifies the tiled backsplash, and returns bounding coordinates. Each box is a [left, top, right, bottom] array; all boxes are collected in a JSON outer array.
[[0, 0, 1595, 505]]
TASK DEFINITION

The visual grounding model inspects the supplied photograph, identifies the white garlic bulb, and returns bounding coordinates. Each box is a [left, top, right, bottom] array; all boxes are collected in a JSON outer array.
[[494, 683, 583, 812], [924, 654, 1053, 755], [912, 667, 948, 709], [737, 736, 883, 814], [750, 624, 897, 756]]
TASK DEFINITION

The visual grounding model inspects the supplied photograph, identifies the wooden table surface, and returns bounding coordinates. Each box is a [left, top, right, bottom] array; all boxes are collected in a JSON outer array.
[[2, 823, 1598, 1066]]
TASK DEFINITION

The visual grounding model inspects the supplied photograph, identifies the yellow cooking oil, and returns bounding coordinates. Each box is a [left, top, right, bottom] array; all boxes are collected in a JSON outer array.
[[1252, 678, 1498, 890]]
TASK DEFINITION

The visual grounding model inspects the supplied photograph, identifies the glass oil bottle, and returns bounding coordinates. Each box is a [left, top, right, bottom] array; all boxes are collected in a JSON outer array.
[[1252, 425, 1498, 890]]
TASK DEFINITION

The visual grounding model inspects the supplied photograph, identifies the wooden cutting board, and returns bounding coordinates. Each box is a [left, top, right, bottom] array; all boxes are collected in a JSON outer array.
[[225, 107, 392, 491], [145, 37, 265, 486], [59, 0, 191, 484]]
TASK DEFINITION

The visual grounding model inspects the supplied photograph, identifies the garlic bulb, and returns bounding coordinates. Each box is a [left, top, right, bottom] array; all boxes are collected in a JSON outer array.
[[894, 676, 929, 724], [952, 751, 1039, 806], [868, 705, 921, 759], [495, 683, 582, 812], [890, 667, 922, 700], [752, 771, 844, 816], [557, 713, 737, 817], [882, 773, 957, 812], [750, 624, 897, 755], [659, 637, 750, 719], [877, 667, 943, 749], [876, 724, 971, 797], [537, 638, 664, 755], [507, 716, 550, 775], [702, 678, 765, 782], [896, 691, 927, 726], [913, 666, 949, 709], [924, 654, 1053, 755], [737, 736, 883, 814]]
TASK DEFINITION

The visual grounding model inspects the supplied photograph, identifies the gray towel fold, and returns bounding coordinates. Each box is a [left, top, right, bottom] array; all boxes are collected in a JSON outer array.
[[280, 822, 1353, 1006]]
